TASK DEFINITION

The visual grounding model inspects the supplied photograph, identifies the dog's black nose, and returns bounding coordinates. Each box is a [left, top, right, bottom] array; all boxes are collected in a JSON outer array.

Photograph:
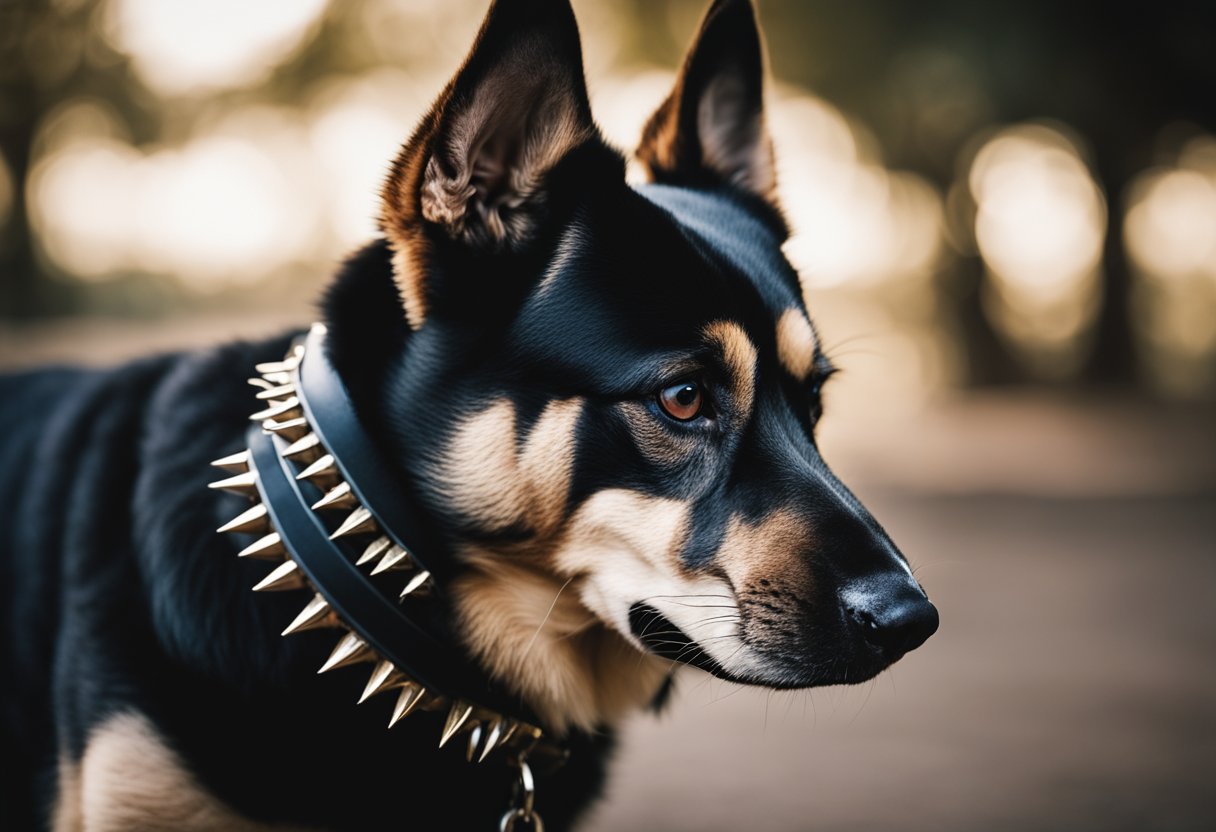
[[844, 579, 939, 660]]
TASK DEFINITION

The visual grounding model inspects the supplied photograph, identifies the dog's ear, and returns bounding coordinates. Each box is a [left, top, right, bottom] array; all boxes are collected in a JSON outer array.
[[382, 0, 599, 325], [636, 0, 776, 203]]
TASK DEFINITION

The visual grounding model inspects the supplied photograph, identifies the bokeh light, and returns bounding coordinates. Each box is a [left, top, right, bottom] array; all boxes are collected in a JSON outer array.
[[5, 0, 1212, 398], [1124, 134, 1216, 395], [27, 117, 322, 288], [307, 69, 436, 251], [775, 94, 943, 290], [969, 124, 1106, 377], [105, 0, 329, 96], [0, 150, 13, 231]]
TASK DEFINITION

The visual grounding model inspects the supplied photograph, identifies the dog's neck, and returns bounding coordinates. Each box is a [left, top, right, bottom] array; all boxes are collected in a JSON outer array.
[[314, 243, 671, 734]]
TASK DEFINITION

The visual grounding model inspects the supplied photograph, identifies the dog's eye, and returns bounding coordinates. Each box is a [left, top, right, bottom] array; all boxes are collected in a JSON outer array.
[[808, 369, 836, 427], [658, 380, 704, 421]]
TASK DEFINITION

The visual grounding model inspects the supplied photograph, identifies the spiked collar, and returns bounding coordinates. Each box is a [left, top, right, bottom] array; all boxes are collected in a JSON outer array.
[[210, 324, 562, 768]]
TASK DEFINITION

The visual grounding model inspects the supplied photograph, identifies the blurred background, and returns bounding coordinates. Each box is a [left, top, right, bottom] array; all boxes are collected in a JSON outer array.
[[1, 1, 1213, 830]]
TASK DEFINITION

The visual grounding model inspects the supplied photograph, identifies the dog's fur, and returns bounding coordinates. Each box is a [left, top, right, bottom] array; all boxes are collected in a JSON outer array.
[[0, 1, 936, 829]]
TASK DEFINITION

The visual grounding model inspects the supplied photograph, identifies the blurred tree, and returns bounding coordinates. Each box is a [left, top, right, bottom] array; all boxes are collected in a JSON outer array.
[[0, 0, 157, 317], [3, 0, 1213, 394], [759, 0, 1216, 388]]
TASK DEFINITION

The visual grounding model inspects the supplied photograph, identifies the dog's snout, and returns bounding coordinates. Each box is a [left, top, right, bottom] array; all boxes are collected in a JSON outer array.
[[843, 579, 939, 661]]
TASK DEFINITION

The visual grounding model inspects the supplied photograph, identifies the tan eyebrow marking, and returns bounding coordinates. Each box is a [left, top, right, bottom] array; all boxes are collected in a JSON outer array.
[[703, 319, 758, 416], [776, 308, 816, 380]]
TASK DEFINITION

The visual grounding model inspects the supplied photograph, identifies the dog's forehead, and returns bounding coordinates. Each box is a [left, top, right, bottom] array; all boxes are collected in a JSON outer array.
[[632, 184, 803, 314], [509, 185, 810, 384]]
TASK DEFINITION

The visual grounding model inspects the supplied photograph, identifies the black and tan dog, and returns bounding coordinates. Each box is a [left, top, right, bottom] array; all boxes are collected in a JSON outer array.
[[0, 0, 937, 829]]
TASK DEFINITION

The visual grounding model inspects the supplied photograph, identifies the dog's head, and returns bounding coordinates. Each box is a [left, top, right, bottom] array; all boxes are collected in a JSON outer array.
[[354, 0, 936, 731]]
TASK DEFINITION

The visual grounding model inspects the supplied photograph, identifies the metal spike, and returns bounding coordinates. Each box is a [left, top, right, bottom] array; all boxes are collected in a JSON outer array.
[[261, 371, 293, 386], [329, 507, 377, 541], [466, 723, 484, 763], [237, 532, 286, 560], [210, 450, 250, 473], [369, 545, 413, 576], [281, 593, 340, 636], [217, 503, 270, 535], [438, 700, 474, 748], [252, 558, 306, 592], [359, 660, 408, 704], [295, 454, 339, 488], [255, 383, 295, 401], [478, 716, 509, 763], [263, 417, 309, 441], [255, 358, 299, 375], [250, 397, 302, 423], [281, 432, 323, 463], [312, 481, 357, 512], [356, 536, 393, 567], [388, 683, 426, 728], [399, 570, 433, 599], [208, 471, 258, 497], [318, 631, 374, 674]]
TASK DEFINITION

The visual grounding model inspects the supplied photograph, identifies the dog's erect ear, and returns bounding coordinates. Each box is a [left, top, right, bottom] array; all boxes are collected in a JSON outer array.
[[382, 0, 598, 324], [636, 0, 775, 202]]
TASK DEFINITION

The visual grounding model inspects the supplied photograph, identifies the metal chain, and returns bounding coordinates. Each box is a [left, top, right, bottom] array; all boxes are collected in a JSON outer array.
[[499, 756, 544, 832]]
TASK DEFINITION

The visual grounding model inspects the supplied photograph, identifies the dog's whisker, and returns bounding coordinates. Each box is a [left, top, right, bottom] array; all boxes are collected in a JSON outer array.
[[650, 602, 740, 610], [520, 574, 576, 663]]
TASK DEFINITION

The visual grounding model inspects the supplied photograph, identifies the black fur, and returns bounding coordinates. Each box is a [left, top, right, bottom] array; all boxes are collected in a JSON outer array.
[[2, 1, 935, 828], [0, 301, 614, 831]]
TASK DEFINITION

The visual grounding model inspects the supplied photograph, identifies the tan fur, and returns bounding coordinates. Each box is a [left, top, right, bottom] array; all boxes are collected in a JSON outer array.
[[452, 547, 669, 734], [639, 92, 681, 173], [434, 397, 581, 535], [703, 320, 758, 418], [776, 307, 817, 380], [381, 21, 594, 330], [52, 757, 81, 832], [442, 402, 676, 733], [392, 247, 427, 331], [718, 507, 811, 580], [56, 713, 312, 832], [716, 508, 815, 657], [552, 489, 769, 681], [617, 399, 701, 468], [418, 64, 591, 250]]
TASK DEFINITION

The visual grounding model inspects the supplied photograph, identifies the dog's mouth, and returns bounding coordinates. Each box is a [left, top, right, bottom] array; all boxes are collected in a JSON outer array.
[[628, 602, 737, 680], [627, 602, 826, 689], [627, 601, 903, 690]]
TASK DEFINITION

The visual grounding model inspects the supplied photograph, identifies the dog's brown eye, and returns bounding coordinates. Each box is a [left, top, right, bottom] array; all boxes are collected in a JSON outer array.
[[658, 380, 704, 421]]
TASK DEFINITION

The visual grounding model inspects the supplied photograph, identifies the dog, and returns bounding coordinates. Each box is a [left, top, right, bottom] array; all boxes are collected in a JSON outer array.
[[0, 0, 938, 829]]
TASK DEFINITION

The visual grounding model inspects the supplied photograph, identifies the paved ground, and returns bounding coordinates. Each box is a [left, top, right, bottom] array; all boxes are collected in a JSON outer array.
[[4, 317, 1214, 831]]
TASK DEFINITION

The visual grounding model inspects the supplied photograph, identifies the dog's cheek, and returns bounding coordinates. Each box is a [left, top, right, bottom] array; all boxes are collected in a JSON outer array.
[[554, 489, 691, 630], [431, 397, 582, 537], [517, 397, 583, 536]]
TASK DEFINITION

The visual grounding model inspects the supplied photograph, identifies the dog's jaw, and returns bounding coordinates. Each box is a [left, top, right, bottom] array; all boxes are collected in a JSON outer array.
[[450, 543, 671, 735]]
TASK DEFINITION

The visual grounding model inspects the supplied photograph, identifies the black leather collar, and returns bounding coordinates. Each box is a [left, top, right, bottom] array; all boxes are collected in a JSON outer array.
[[211, 325, 560, 765]]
